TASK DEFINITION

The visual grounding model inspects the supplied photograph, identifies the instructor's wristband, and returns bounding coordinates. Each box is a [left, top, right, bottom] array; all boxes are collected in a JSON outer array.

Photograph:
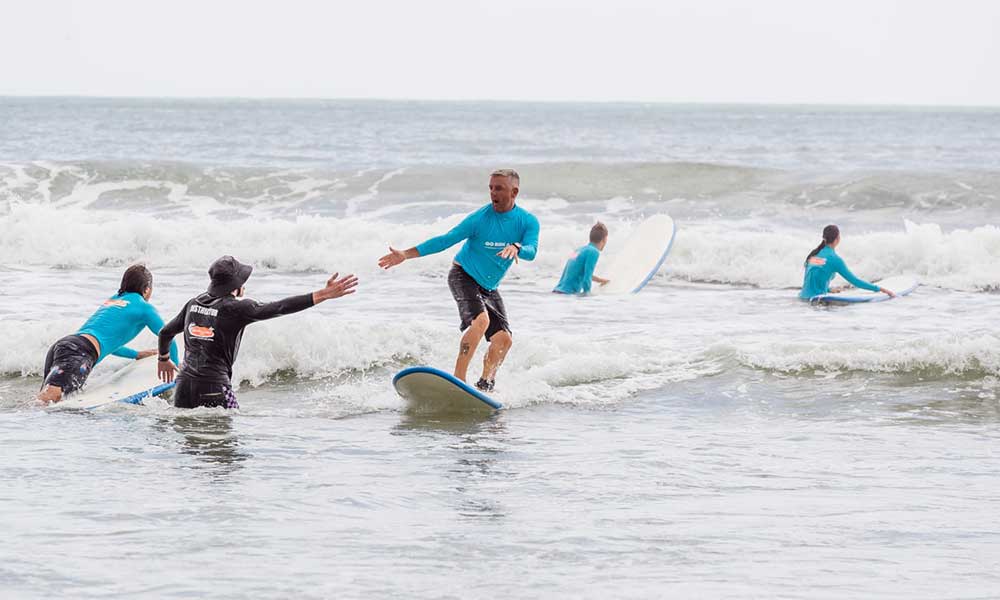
[[158, 354, 171, 362], [512, 242, 522, 251]]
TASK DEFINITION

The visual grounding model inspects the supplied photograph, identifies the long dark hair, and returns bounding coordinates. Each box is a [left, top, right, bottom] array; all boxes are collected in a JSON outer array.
[[805, 225, 840, 265], [118, 264, 152, 296]]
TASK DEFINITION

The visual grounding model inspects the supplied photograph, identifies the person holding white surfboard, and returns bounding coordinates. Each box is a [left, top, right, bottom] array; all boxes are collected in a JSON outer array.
[[378, 169, 540, 392], [553, 222, 610, 294], [799, 225, 895, 300]]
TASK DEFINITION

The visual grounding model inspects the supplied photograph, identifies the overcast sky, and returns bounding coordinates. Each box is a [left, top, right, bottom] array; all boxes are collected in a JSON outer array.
[[3, 0, 998, 105]]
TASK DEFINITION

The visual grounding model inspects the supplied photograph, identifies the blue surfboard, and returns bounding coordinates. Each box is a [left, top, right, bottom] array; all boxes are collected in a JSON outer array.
[[810, 275, 919, 304], [393, 366, 502, 413]]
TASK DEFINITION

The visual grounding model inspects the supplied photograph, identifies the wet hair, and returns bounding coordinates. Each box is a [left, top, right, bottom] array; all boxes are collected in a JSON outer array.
[[590, 222, 609, 244], [118, 264, 152, 296], [490, 168, 520, 186], [805, 225, 840, 265]]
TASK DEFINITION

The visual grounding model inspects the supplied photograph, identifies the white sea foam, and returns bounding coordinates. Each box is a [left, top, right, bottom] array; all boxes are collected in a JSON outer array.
[[3, 201, 1000, 292], [6, 292, 997, 406], [731, 333, 1000, 377], [668, 219, 1000, 291], [0, 313, 716, 409]]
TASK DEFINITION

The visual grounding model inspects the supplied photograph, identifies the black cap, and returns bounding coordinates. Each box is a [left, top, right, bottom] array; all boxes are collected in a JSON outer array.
[[207, 256, 253, 297]]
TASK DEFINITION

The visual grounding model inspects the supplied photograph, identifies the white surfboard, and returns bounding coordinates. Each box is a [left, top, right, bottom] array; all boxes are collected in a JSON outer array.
[[53, 357, 175, 411], [595, 214, 677, 294], [393, 366, 502, 414], [810, 275, 919, 304]]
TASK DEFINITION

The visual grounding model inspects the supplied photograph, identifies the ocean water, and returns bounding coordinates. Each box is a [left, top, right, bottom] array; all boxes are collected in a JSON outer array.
[[1, 98, 999, 598]]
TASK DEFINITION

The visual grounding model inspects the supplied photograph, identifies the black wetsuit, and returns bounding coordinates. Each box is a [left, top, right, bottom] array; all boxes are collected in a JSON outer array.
[[158, 292, 314, 408]]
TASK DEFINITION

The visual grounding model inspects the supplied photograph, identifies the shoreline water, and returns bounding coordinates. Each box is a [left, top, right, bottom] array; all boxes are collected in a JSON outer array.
[[2, 98, 998, 597]]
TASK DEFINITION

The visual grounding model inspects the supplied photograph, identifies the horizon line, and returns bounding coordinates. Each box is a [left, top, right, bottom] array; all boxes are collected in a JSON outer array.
[[1, 93, 998, 111]]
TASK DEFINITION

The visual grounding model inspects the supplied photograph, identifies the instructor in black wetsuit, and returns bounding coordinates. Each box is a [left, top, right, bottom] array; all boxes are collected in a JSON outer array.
[[156, 256, 358, 409]]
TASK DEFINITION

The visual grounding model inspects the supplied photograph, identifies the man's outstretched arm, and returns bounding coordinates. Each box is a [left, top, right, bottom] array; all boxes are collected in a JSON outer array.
[[379, 210, 480, 269]]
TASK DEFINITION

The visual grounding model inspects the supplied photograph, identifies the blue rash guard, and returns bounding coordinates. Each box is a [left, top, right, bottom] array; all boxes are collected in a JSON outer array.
[[76, 292, 179, 363], [799, 246, 880, 299], [553, 243, 601, 294], [415, 204, 540, 291]]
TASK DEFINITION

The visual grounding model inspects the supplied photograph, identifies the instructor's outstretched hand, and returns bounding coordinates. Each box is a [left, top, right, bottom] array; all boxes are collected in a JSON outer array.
[[313, 272, 359, 304]]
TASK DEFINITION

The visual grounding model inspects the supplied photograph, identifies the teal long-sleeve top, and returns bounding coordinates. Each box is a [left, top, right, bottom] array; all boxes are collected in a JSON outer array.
[[553, 243, 601, 294], [799, 246, 880, 299], [76, 292, 180, 363], [415, 204, 540, 291]]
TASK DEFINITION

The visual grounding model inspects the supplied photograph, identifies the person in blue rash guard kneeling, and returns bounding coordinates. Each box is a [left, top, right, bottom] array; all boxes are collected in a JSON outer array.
[[553, 222, 610, 294], [37, 264, 179, 404], [378, 169, 540, 393], [799, 224, 895, 300]]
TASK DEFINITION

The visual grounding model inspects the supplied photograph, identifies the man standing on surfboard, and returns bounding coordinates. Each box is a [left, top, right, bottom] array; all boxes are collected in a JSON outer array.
[[378, 169, 540, 392], [553, 222, 610, 294]]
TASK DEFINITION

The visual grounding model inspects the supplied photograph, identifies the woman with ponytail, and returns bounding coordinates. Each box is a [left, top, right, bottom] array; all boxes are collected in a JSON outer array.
[[37, 264, 179, 404], [799, 225, 896, 300]]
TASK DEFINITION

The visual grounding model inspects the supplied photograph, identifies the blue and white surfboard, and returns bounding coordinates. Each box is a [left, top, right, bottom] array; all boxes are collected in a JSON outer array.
[[53, 358, 175, 411], [393, 366, 502, 413], [595, 214, 676, 294], [810, 275, 919, 304]]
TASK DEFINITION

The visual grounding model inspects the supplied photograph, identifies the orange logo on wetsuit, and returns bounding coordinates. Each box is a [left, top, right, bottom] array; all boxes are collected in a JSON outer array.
[[188, 323, 216, 340], [103, 299, 129, 308]]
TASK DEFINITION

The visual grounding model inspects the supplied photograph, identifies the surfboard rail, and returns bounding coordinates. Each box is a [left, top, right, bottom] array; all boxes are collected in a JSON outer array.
[[631, 219, 678, 293], [119, 382, 177, 406]]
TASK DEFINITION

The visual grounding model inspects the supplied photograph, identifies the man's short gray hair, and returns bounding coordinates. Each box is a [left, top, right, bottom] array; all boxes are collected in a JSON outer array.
[[490, 168, 520, 186]]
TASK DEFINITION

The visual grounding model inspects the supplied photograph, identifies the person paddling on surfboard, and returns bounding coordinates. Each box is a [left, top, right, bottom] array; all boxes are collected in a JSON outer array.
[[553, 222, 610, 294], [36, 264, 180, 404], [378, 169, 540, 392], [799, 225, 895, 300], [156, 256, 358, 409]]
